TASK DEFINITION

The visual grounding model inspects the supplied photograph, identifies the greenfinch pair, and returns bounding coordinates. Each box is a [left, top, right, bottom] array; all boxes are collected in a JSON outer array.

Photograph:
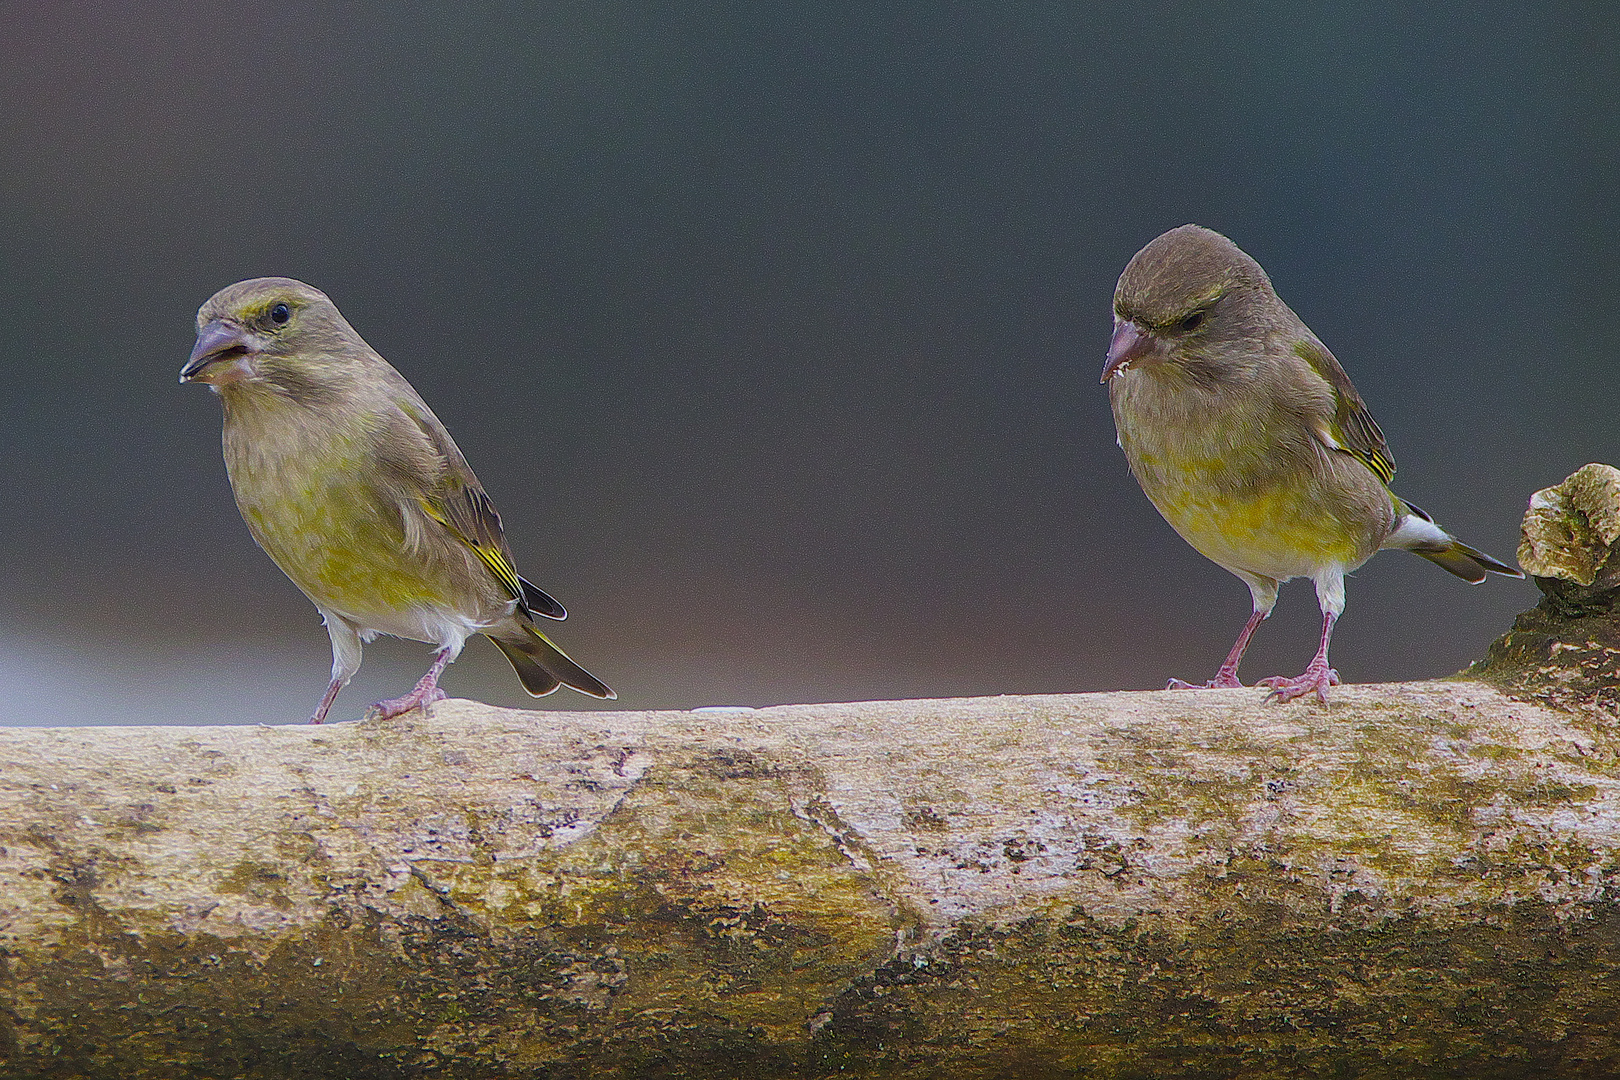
[[184, 228, 1521, 721]]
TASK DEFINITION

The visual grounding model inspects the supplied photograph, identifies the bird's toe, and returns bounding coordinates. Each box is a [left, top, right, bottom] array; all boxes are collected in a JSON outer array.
[[367, 690, 440, 721], [1166, 672, 1245, 690], [1260, 665, 1338, 705]]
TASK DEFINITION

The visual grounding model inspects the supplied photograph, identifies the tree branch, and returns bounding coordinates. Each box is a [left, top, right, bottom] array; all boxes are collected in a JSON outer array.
[[4, 466, 1620, 1079]]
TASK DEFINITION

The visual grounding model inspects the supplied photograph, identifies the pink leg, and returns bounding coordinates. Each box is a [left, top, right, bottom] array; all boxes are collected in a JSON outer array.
[[367, 648, 453, 721], [1166, 608, 1267, 690], [308, 677, 345, 725], [1258, 612, 1341, 704]]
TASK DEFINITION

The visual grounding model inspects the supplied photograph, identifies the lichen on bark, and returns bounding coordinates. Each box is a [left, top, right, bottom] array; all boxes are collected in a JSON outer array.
[[1473, 463, 1620, 710], [3, 678, 1620, 1079]]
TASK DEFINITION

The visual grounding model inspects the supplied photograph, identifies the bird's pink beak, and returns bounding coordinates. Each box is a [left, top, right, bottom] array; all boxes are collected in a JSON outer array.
[[180, 320, 257, 385], [1100, 316, 1153, 383]]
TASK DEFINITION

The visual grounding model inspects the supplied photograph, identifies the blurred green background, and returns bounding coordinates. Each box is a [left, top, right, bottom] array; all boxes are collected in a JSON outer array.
[[1, 3, 1612, 724]]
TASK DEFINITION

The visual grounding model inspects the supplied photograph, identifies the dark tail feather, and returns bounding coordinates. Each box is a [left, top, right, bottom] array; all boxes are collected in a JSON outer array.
[[1389, 500, 1523, 583], [1415, 540, 1523, 584], [489, 626, 616, 700]]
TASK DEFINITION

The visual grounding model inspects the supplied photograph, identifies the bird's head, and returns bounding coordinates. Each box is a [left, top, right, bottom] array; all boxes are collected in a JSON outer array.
[[1101, 224, 1275, 384], [180, 277, 362, 398]]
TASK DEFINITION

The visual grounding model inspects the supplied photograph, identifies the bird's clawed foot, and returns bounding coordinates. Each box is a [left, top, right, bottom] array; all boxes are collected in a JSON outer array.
[[1258, 664, 1340, 705], [1165, 670, 1246, 690], [365, 648, 454, 720], [366, 685, 448, 721]]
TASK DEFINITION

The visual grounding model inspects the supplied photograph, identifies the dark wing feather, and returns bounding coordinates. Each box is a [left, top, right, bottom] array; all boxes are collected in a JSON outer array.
[[519, 575, 567, 620], [1292, 337, 1395, 484]]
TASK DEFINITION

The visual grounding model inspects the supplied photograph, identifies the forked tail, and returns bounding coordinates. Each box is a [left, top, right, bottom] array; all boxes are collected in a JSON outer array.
[[489, 624, 616, 700]]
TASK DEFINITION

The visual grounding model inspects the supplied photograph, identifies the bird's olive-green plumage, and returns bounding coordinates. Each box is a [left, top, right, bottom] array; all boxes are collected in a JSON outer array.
[[1107, 226, 1393, 578], [1102, 225, 1519, 701], [183, 277, 612, 722]]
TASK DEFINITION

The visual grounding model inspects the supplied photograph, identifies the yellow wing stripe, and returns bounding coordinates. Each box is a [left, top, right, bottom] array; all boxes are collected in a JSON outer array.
[[418, 497, 524, 602], [1334, 421, 1396, 484], [471, 543, 524, 601], [1293, 340, 1395, 485]]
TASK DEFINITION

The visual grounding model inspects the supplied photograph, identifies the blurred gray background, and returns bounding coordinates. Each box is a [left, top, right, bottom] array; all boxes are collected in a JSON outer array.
[[1, 3, 1612, 724]]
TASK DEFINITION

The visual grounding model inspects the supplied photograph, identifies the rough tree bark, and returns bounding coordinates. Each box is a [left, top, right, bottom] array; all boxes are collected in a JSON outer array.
[[3, 467, 1620, 1080]]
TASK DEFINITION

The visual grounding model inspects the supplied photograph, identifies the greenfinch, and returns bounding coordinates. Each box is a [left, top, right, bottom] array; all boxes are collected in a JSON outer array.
[[1102, 225, 1521, 703], [181, 277, 614, 723]]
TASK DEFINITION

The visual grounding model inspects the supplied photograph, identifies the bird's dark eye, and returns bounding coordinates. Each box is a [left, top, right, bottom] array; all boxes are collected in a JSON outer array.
[[269, 302, 291, 325], [1178, 311, 1205, 332]]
